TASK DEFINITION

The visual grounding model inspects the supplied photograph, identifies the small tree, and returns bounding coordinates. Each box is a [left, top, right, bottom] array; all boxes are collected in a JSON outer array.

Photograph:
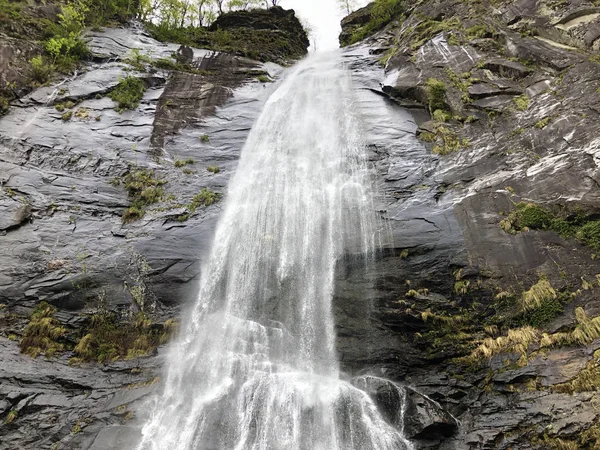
[[337, 0, 357, 15]]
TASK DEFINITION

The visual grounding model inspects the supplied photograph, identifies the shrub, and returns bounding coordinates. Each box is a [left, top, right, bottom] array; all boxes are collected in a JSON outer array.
[[72, 311, 177, 363], [29, 56, 54, 84], [109, 76, 147, 112], [207, 166, 220, 173]]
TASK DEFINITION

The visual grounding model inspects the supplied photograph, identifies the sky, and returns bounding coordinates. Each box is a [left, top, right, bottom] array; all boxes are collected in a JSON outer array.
[[280, 0, 371, 50]]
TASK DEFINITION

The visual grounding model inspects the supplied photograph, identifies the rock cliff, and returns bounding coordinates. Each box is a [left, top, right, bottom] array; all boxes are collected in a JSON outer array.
[[337, 0, 600, 448], [0, 7, 307, 449]]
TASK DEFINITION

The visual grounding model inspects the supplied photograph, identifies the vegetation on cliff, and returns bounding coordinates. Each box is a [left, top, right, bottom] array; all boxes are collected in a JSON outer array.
[[0, 0, 308, 117]]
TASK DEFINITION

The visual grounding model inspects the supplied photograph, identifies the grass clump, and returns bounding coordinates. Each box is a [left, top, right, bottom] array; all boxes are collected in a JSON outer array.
[[122, 168, 167, 223], [190, 188, 218, 209], [535, 116, 551, 129], [61, 110, 73, 121], [109, 76, 147, 112], [540, 307, 600, 349], [499, 202, 600, 251], [124, 48, 152, 71], [207, 166, 220, 173], [468, 325, 539, 364], [432, 127, 469, 155], [72, 311, 177, 364], [20, 302, 67, 358], [28, 56, 54, 84], [5, 410, 17, 425], [425, 78, 447, 113], [410, 17, 463, 50], [200, 134, 210, 142], [513, 95, 530, 111], [521, 278, 556, 311], [256, 75, 271, 83], [576, 221, 600, 251], [174, 159, 194, 168]]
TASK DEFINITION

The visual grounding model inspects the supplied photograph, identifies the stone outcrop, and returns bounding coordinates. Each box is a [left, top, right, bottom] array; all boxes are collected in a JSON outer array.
[[0, 24, 287, 449], [336, 0, 600, 448]]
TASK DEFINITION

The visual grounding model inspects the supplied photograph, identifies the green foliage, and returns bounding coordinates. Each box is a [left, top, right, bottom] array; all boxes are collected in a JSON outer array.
[[72, 311, 177, 363], [576, 221, 600, 251], [465, 23, 496, 40], [518, 296, 563, 327], [418, 131, 436, 143], [28, 56, 54, 84], [200, 134, 210, 142], [61, 110, 73, 121], [256, 74, 271, 83], [191, 188, 218, 209], [5, 410, 17, 425], [499, 202, 600, 251], [20, 302, 67, 358], [0, 96, 9, 116], [124, 48, 152, 71], [122, 168, 167, 223], [432, 127, 469, 155], [535, 116, 551, 129], [425, 78, 447, 112], [513, 95, 530, 111], [207, 166, 220, 173], [346, 0, 404, 45], [42, 2, 90, 73], [174, 159, 195, 167], [432, 109, 451, 122], [109, 76, 147, 112], [410, 17, 463, 50], [84, 0, 138, 27]]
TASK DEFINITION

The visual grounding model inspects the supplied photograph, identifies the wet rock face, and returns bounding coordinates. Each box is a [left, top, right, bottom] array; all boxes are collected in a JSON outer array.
[[0, 25, 284, 449], [335, 0, 600, 448]]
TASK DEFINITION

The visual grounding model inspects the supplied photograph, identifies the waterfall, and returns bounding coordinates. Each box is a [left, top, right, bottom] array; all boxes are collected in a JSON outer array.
[[136, 51, 413, 450]]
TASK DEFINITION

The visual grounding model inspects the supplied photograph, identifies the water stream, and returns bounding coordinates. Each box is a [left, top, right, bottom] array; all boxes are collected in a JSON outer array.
[[137, 51, 413, 450]]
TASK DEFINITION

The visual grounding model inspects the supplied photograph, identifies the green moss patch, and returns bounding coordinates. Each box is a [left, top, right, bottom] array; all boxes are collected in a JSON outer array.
[[500, 202, 600, 251]]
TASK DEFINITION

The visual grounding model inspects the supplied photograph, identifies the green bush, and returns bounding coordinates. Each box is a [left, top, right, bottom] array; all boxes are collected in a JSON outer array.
[[28, 56, 54, 84], [72, 311, 176, 364], [109, 76, 147, 112]]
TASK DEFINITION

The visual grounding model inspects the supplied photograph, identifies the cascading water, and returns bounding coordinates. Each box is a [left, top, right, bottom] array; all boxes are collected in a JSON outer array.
[[137, 51, 413, 450]]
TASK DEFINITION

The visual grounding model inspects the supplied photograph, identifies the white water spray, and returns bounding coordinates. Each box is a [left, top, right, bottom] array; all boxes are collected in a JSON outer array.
[[137, 51, 413, 450]]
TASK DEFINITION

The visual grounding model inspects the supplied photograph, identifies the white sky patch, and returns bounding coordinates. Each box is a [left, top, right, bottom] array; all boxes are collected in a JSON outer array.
[[281, 0, 372, 50]]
